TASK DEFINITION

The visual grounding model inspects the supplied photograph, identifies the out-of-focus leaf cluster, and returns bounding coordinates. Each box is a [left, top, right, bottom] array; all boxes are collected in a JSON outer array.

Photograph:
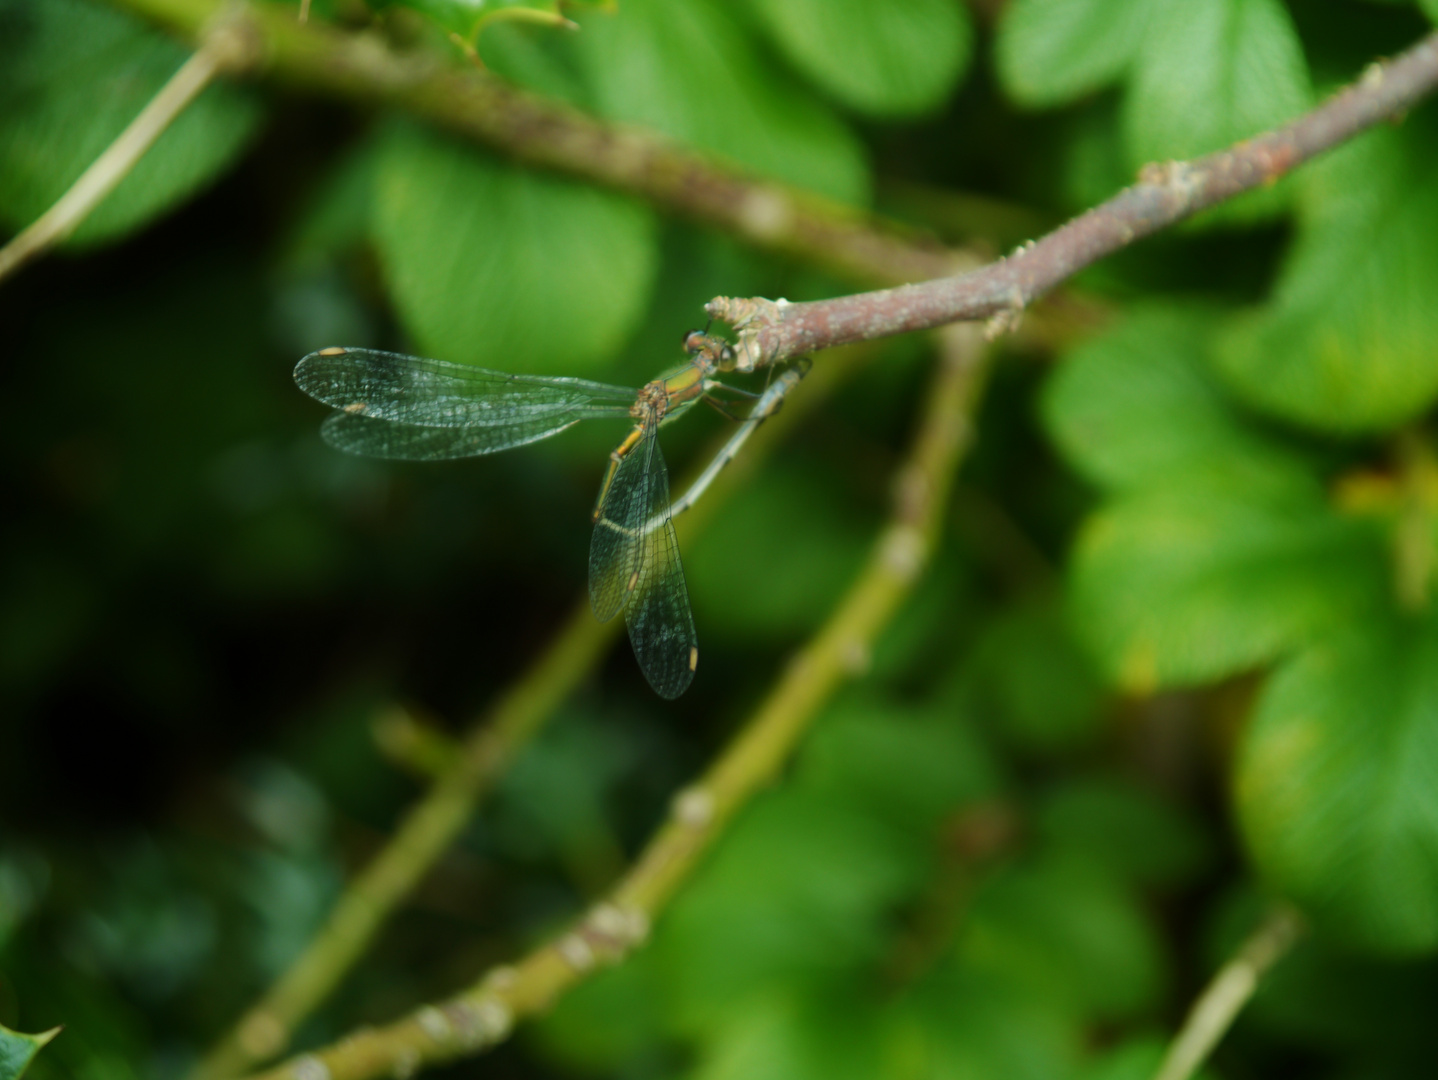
[[1009, 0, 1438, 967], [1042, 260, 1438, 956], [534, 686, 1215, 1080], [6, 1, 1438, 1079]]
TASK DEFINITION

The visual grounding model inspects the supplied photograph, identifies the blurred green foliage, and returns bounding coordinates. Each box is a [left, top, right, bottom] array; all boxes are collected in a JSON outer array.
[[379, 0, 600, 47], [4, 1, 1438, 1079], [370, 121, 658, 372], [0, 0, 260, 245]]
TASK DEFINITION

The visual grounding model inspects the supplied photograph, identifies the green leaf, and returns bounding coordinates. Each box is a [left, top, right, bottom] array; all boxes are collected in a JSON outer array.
[[1076, 1036, 1167, 1080], [1060, 96, 1131, 211], [278, 136, 376, 273], [897, 969, 1084, 1080], [957, 603, 1106, 753], [1037, 778, 1214, 889], [1069, 478, 1389, 692], [1214, 119, 1438, 432], [994, 0, 1150, 108], [799, 695, 1000, 829], [1237, 613, 1438, 955], [1041, 306, 1313, 495], [742, 0, 973, 118], [492, 712, 629, 858], [0, 0, 262, 247], [573, 0, 870, 205], [476, 18, 592, 107], [687, 461, 869, 642], [1123, 0, 1312, 228], [660, 790, 924, 1027], [0, 1023, 59, 1080], [961, 855, 1167, 1021], [1078, 1035, 1220, 1080], [370, 121, 657, 372], [1423, 0, 1438, 24], [693, 990, 883, 1080], [536, 960, 670, 1071]]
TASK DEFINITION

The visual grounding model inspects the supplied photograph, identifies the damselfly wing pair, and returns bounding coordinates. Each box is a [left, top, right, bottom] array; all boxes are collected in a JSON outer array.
[[294, 333, 806, 699]]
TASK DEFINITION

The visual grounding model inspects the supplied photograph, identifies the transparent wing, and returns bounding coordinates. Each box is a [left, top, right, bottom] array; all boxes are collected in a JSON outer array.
[[295, 347, 635, 428], [625, 500, 698, 699], [321, 411, 586, 460], [588, 423, 697, 697], [589, 423, 653, 624]]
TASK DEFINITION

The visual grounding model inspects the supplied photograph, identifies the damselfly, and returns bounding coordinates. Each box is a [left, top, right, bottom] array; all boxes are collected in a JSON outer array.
[[294, 332, 805, 699]]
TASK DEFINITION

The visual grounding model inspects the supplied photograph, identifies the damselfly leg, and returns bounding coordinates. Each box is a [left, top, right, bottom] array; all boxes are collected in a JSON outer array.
[[667, 358, 810, 520]]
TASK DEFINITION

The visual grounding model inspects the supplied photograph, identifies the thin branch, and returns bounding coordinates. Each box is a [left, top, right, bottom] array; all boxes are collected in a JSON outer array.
[[1152, 903, 1306, 1080], [191, 348, 869, 1080], [370, 707, 461, 780], [191, 608, 616, 1080], [243, 324, 990, 1080], [109, 0, 967, 287], [707, 32, 1438, 370], [0, 20, 258, 284]]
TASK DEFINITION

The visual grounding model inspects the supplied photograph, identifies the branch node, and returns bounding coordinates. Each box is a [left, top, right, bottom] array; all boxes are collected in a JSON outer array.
[[202, 7, 266, 74], [556, 933, 596, 972], [881, 525, 925, 582], [672, 786, 715, 829], [557, 904, 650, 973], [586, 902, 651, 951], [1137, 160, 1172, 186], [983, 283, 1026, 340], [472, 999, 513, 1043], [292, 1055, 330, 1080], [840, 638, 871, 675], [442, 998, 511, 1048], [414, 1007, 450, 1044], [706, 295, 790, 371], [737, 188, 795, 241], [1137, 159, 1202, 212]]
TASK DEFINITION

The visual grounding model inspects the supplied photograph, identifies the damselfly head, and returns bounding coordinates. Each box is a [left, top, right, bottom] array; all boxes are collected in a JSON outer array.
[[682, 329, 735, 367]]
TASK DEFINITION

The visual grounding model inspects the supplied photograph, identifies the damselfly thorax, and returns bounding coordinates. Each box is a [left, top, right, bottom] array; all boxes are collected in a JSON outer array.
[[595, 331, 738, 521]]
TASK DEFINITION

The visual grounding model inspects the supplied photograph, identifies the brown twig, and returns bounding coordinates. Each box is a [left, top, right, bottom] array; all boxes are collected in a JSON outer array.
[[706, 32, 1438, 370], [109, 0, 967, 287], [243, 324, 989, 1080]]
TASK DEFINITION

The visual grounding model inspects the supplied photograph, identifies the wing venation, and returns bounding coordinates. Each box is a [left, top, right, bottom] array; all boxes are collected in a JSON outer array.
[[295, 347, 634, 428]]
